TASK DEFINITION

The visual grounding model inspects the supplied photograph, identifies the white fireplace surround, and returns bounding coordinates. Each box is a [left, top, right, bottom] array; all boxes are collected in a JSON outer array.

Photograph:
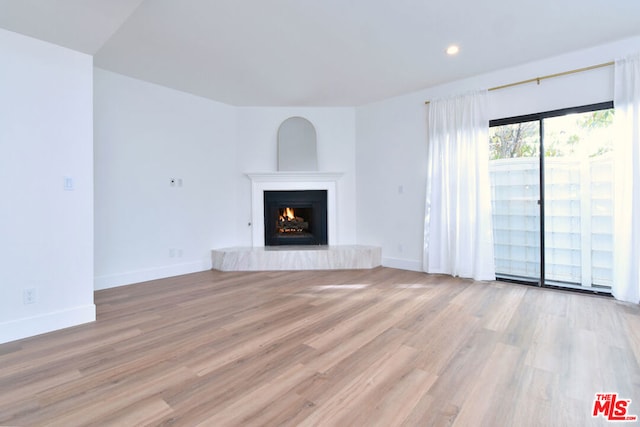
[[213, 172, 381, 271], [247, 172, 343, 247]]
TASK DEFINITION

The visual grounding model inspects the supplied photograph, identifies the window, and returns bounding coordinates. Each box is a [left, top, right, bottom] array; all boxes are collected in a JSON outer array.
[[489, 102, 614, 291]]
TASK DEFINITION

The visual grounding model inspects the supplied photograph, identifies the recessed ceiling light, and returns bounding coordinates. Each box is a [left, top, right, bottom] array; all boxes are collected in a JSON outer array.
[[446, 45, 460, 55]]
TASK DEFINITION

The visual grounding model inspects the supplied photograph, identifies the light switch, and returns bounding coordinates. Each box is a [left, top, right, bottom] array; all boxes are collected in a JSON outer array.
[[64, 176, 74, 191]]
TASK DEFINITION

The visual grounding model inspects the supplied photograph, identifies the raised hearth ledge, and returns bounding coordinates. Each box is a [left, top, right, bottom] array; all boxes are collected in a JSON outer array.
[[212, 245, 381, 271]]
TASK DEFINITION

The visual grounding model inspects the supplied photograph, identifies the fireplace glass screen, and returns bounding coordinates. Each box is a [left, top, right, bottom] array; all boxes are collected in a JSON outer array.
[[264, 190, 327, 246]]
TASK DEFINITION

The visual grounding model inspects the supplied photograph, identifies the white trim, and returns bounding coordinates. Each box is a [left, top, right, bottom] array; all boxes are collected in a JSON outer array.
[[94, 259, 212, 290], [246, 172, 343, 247], [0, 304, 96, 344], [246, 172, 344, 182], [382, 257, 423, 272]]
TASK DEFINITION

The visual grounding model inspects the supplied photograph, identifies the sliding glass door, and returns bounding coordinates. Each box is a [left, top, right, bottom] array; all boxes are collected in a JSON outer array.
[[489, 103, 614, 291], [542, 108, 614, 289], [489, 120, 541, 284]]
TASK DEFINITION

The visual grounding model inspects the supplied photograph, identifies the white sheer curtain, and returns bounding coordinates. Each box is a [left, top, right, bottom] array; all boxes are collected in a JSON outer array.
[[613, 53, 640, 303], [423, 90, 495, 281]]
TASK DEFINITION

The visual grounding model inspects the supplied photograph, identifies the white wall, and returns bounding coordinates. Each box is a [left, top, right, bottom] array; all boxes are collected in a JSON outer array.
[[5, 25, 632, 345], [0, 29, 95, 344], [355, 36, 640, 271], [234, 107, 358, 246], [94, 69, 238, 289], [94, 73, 358, 290]]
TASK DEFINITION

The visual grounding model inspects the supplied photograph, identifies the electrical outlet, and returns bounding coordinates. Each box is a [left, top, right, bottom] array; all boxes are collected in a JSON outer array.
[[169, 248, 176, 258], [23, 288, 37, 305], [63, 176, 74, 191]]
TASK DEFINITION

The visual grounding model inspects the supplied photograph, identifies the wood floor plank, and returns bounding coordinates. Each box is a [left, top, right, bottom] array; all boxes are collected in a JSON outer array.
[[294, 327, 410, 403], [355, 367, 438, 427], [412, 327, 500, 421], [298, 344, 418, 426], [194, 363, 314, 426], [450, 342, 523, 427], [524, 313, 572, 373], [482, 283, 527, 332], [79, 396, 174, 427], [0, 267, 638, 426], [405, 299, 481, 374]]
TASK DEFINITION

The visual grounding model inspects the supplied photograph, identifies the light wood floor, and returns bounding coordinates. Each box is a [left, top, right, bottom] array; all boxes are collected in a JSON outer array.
[[1, 267, 639, 426]]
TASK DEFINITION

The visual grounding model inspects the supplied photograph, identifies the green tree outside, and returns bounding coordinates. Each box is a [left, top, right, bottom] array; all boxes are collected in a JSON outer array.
[[489, 109, 614, 160]]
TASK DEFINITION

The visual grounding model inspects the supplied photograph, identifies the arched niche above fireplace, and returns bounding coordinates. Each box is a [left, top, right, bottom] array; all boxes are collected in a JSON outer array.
[[278, 117, 317, 171]]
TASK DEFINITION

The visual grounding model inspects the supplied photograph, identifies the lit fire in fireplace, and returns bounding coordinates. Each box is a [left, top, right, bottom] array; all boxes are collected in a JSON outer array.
[[278, 207, 308, 233], [281, 207, 295, 221]]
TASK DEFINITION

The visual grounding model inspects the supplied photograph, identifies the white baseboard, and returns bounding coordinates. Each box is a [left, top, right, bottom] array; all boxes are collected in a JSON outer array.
[[0, 304, 96, 344], [94, 259, 212, 290], [382, 257, 423, 272]]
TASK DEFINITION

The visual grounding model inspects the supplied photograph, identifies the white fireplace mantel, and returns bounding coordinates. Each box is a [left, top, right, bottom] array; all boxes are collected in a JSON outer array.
[[246, 172, 343, 247]]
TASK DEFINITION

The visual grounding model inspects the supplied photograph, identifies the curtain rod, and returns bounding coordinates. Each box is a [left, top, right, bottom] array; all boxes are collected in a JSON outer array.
[[424, 61, 614, 105]]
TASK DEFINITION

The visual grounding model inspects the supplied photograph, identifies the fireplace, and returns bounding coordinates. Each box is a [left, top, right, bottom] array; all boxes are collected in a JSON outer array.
[[264, 190, 328, 246], [247, 172, 341, 247]]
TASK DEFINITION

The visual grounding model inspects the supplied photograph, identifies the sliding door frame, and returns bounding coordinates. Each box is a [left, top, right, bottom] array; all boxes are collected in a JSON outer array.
[[490, 101, 614, 291]]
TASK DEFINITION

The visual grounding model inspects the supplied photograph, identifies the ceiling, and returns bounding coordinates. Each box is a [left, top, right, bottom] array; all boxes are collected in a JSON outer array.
[[1, 0, 639, 106]]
